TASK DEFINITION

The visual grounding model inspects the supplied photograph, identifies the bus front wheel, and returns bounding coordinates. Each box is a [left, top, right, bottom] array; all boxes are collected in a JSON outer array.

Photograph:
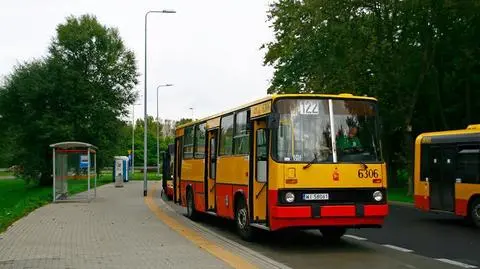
[[469, 198, 480, 228], [235, 198, 254, 241], [186, 189, 198, 221], [320, 227, 346, 242]]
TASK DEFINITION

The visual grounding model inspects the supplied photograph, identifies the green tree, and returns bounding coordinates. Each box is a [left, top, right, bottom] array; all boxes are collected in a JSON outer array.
[[0, 14, 138, 185], [263, 0, 480, 192], [175, 118, 193, 127]]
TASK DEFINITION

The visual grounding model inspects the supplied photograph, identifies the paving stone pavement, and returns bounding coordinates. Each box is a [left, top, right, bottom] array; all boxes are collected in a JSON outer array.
[[0, 181, 231, 269]]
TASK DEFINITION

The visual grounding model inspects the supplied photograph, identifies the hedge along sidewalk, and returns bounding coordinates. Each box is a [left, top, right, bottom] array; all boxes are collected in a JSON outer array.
[[0, 176, 112, 233]]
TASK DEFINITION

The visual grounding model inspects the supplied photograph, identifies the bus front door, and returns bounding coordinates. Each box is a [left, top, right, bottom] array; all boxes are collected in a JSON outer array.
[[251, 120, 268, 224], [429, 146, 455, 212], [206, 129, 218, 212]]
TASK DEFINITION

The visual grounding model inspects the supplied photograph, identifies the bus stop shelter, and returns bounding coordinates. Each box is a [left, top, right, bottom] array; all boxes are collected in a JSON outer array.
[[50, 141, 98, 203]]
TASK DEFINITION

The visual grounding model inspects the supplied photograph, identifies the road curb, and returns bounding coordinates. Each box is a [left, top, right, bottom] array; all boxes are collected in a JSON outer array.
[[155, 184, 292, 269], [388, 200, 414, 207]]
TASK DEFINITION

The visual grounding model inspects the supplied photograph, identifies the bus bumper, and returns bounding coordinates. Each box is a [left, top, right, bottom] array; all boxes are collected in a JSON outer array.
[[269, 204, 388, 231]]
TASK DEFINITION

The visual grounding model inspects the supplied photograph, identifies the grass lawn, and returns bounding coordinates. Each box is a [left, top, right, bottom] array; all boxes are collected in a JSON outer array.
[[388, 187, 414, 203], [0, 175, 112, 233], [98, 170, 162, 181], [0, 171, 14, 177], [129, 172, 161, 181]]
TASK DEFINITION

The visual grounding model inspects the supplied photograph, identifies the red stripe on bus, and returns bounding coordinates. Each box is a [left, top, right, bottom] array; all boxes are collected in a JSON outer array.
[[270, 217, 385, 231], [215, 184, 234, 219], [364, 204, 389, 216], [271, 206, 311, 218], [455, 199, 468, 216], [414, 195, 430, 211], [321, 205, 356, 217]]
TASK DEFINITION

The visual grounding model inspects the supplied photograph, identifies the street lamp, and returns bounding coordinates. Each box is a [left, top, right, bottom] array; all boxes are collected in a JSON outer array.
[[144, 9, 176, 197], [156, 83, 174, 176], [189, 107, 194, 119]]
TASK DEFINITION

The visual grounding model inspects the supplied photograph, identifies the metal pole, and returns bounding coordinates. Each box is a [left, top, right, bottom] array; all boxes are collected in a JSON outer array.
[[132, 105, 135, 175], [144, 11, 148, 197], [87, 148, 91, 201], [144, 9, 176, 197], [157, 85, 160, 176], [94, 151, 97, 198], [328, 99, 337, 163], [52, 148, 56, 202]]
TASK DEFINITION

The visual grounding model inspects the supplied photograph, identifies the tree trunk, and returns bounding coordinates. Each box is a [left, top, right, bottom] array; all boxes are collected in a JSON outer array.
[[404, 32, 436, 196], [465, 75, 471, 125], [405, 129, 414, 195]]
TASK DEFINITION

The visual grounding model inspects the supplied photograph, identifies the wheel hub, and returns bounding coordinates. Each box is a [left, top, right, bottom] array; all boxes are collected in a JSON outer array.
[[238, 208, 247, 229], [474, 204, 480, 219], [187, 194, 193, 215]]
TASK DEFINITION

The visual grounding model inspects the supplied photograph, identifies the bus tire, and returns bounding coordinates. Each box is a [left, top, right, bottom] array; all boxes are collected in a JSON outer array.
[[469, 198, 480, 228], [235, 198, 254, 241], [186, 188, 198, 221], [320, 227, 346, 242]]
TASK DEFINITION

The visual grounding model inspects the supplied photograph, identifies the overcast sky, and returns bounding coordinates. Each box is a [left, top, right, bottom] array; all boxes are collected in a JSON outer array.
[[0, 0, 276, 122]]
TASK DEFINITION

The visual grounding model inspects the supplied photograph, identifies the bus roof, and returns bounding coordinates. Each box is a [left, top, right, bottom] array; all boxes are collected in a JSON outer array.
[[175, 93, 378, 130], [416, 125, 480, 145]]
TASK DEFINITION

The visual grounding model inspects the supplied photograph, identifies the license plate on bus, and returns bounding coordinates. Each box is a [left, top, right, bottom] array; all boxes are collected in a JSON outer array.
[[303, 193, 329, 201]]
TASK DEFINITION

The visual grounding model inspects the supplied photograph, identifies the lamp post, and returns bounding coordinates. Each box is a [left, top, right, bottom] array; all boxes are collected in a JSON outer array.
[[189, 107, 194, 119], [144, 9, 176, 197], [156, 83, 173, 176]]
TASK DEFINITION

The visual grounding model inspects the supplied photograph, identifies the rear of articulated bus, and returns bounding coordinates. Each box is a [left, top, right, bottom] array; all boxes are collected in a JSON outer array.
[[268, 95, 388, 238], [162, 143, 175, 200]]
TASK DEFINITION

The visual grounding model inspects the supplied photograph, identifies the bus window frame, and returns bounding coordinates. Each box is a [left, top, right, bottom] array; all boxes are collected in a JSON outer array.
[[219, 113, 234, 156], [194, 122, 206, 159], [455, 143, 480, 184], [183, 126, 194, 159], [269, 97, 383, 165], [233, 109, 251, 156]]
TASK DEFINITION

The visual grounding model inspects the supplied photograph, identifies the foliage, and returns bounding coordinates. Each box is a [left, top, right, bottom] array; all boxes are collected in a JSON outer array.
[[118, 116, 175, 166], [175, 118, 193, 127], [0, 14, 138, 185], [388, 187, 414, 204], [263, 0, 480, 189]]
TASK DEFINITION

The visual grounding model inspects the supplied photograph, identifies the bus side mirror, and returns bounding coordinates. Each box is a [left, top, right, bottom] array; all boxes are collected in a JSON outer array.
[[268, 114, 280, 129]]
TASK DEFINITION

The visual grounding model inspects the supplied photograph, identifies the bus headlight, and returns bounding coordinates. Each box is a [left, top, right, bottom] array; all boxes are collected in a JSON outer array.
[[285, 192, 295, 203], [373, 191, 383, 202]]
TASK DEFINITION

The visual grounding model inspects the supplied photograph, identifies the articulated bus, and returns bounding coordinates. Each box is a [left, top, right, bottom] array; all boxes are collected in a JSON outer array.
[[169, 93, 389, 241], [414, 125, 480, 227]]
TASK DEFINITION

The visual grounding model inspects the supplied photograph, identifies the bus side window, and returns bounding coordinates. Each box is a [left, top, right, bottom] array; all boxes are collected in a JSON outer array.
[[456, 146, 480, 184]]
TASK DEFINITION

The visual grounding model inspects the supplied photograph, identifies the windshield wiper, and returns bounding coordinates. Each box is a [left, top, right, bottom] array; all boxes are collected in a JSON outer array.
[[303, 153, 318, 170], [360, 161, 368, 170]]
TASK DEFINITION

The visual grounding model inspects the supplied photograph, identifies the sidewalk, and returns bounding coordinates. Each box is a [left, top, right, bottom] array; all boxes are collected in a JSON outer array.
[[0, 181, 231, 269]]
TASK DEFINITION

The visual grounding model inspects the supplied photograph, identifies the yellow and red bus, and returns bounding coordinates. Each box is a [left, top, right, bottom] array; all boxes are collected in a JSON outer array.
[[171, 93, 389, 240], [414, 125, 480, 227]]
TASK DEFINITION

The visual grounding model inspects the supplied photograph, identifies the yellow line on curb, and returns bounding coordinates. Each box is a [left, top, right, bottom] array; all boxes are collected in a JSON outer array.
[[144, 182, 258, 269]]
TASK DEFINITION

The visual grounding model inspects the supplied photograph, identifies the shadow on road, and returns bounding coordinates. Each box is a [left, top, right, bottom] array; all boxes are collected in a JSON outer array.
[[417, 214, 476, 229], [183, 212, 375, 255]]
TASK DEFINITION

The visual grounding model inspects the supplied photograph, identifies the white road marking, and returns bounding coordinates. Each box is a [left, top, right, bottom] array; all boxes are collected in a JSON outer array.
[[435, 258, 478, 268], [344, 234, 368, 241], [382, 244, 414, 253]]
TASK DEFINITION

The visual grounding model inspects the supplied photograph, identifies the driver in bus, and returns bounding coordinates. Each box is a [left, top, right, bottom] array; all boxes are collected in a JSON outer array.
[[337, 126, 363, 152]]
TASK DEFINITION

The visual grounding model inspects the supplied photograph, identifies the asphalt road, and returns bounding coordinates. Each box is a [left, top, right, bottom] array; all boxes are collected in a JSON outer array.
[[163, 196, 473, 269], [349, 204, 480, 267]]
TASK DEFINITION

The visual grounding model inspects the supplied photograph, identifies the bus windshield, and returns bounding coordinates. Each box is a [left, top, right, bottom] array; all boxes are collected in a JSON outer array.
[[273, 98, 381, 163]]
